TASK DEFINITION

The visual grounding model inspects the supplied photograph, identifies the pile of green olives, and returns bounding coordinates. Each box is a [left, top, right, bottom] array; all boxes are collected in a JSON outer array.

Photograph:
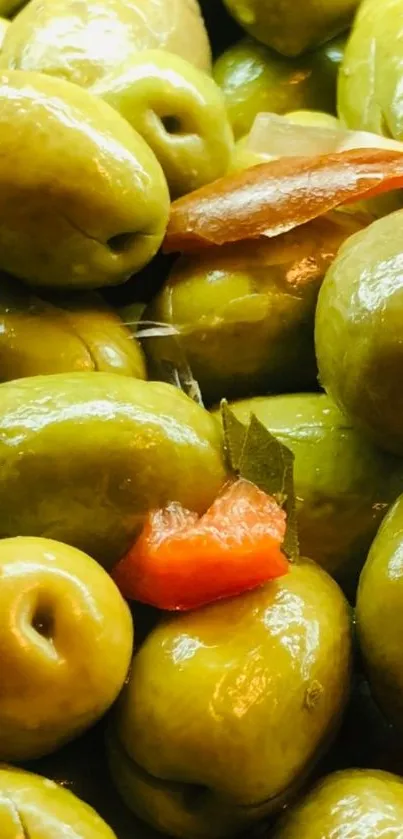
[[2, 1, 403, 838]]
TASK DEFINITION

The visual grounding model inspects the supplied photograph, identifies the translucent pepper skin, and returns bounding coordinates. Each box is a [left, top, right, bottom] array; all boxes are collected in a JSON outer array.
[[108, 560, 352, 838], [0, 70, 170, 289], [93, 50, 234, 198], [164, 148, 403, 255]]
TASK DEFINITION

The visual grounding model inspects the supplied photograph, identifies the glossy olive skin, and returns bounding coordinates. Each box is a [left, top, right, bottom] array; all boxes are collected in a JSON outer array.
[[93, 50, 233, 198], [0, 765, 117, 838], [357, 495, 403, 732], [272, 769, 403, 838], [108, 560, 351, 838], [145, 213, 365, 405], [50, 291, 146, 378], [218, 394, 403, 588], [338, 0, 403, 139], [0, 279, 146, 382], [0, 373, 226, 569], [222, 0, 358, 56], [214, 35, 345, 139], [0, 16, 9, 45], [0, 70, 169, 289], [0, 0, 211, 85], [0, 536, 133, 762], [316, 210, 403, 456]]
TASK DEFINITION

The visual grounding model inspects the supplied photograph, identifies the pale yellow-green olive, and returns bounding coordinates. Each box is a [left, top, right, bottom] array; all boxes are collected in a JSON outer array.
[[0, 70, 169, 288], [93, 50, 233, 197]]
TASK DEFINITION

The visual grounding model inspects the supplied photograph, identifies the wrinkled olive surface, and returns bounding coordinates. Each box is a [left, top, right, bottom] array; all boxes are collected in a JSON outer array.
[[0, 765, 117, 837], [0, 280, 146, 381]]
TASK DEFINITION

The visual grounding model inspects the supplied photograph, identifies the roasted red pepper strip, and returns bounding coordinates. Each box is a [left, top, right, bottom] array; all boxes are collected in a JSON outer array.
[[112, 478, 288, 611], [163, 148, 403, 254]]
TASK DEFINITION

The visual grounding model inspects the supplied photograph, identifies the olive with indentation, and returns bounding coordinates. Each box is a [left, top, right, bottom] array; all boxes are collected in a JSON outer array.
[[0, 764, 117, 837], [0, 278, 146, 381], [0, 536, 133, 762], [108, 560, 351, 838], [0, 70, 169, 289], [93, 50, 233, 198]]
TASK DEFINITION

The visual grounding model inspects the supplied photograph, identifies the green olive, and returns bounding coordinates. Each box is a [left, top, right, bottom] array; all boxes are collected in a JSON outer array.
[[0, 0, 212, 84], [272, 770, 403, 838], [214, 35, 345, 139], [0, 373, 227, 568], [222, 0, 358, 57], [93, 50, 233, 197], [0, 279, 146, 381], [0, 70, 169, 288], [316, 210, 403, 455], [0, 765, 117, 837], [0, 536, 133, 761], [108, 561, 351, 838], [144, 213, 366, 404], [339, 0, 403, 139]]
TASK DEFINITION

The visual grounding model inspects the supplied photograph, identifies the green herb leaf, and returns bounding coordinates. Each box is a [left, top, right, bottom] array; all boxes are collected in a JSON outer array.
[[220, 399, 247, 473], [239, 415, 299, 560], [220, 403, 299, 561]]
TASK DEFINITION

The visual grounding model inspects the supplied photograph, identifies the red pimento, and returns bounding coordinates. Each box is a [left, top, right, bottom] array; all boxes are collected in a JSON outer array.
[[163, 147, 403, 254], [112, 478, 288, 611]]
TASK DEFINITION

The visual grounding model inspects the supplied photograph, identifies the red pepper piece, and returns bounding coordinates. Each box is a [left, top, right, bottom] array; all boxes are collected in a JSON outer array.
[[164, 148, 403, 254], [112, 478, 288, 611]]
